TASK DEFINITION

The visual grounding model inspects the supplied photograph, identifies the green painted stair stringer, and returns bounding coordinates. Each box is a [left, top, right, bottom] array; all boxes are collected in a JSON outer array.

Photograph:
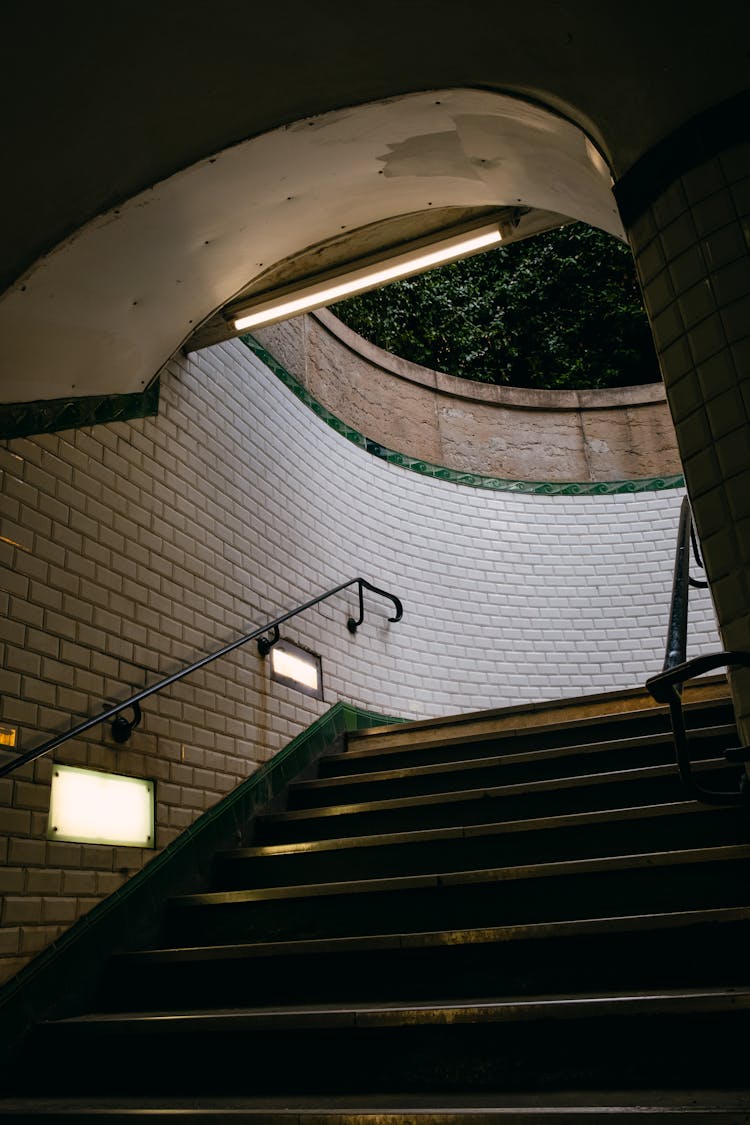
[[0, 701, 403, 1058]]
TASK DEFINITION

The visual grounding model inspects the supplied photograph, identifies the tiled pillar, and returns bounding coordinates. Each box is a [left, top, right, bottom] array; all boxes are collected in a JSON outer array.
[[617, 127, 750, 742]]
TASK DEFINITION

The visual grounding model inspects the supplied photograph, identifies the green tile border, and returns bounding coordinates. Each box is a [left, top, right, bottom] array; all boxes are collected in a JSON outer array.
[[0, 380, 160, 441], [242, 335, 685, 496], [0, 702, 403, 1057]]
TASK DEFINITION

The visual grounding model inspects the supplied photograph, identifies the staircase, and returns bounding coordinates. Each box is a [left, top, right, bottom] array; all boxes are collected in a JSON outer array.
[[4, 683, 750, 1120]]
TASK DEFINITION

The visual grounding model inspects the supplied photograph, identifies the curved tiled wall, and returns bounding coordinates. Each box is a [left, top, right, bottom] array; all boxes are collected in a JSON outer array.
[[223, 338, 718, 718], [0, 334, 720, 982]]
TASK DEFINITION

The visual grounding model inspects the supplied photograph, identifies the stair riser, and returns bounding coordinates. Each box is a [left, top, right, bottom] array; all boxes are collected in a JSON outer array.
[[217, 810, 750, 888], [307, 735, 737, 802], [255, 768, 740, 845], [99, 919, 750, 1012], [165, 859, 750, 945], [25, 1010, 750, 1096]]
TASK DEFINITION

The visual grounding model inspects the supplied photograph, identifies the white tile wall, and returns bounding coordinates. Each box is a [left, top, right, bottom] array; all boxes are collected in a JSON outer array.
[[627, 139, 750, 741], [0, 338, 720, 983]]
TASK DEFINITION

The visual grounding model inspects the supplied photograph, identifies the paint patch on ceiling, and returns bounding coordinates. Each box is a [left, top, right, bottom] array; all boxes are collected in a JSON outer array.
[[377, 131, 484, 181]]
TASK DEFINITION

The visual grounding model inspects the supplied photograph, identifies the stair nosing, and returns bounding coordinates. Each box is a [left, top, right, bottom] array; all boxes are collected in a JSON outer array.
[[115, 905, 750, 966], [261, 758, 733, 824], [3, 1091, 750, 1116], [303, 726, 737, 789], [49, 986, 750, 1033], [344, 700, 733, 758], [171, 843, 750, 910], [224, 800, 715, 861]]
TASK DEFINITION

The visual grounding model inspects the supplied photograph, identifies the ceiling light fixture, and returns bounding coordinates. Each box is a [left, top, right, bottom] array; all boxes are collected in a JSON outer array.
[[230, 219, 505, 331]]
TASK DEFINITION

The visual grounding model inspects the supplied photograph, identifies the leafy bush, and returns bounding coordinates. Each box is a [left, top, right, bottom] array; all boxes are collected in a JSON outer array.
[[333, 223, 660, 390]]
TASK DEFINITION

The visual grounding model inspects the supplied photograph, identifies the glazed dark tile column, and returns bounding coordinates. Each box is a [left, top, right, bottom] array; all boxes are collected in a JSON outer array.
[[616, 108, 750, 741]]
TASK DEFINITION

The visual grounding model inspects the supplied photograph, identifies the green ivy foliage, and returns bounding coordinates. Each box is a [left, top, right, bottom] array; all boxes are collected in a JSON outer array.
[[333, 223, 660, 390]]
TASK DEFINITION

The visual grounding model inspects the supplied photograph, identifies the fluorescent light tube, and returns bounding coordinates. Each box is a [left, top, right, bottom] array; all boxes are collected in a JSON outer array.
[[232, 222, 503, 331]]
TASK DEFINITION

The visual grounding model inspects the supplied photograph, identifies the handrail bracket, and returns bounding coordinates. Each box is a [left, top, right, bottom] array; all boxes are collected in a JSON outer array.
[[257, 625, 280, 657], [348, 578, 404, 634], [111, 702, 143, 745]]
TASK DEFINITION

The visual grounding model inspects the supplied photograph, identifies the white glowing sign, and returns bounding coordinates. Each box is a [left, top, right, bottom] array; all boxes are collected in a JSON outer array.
[[48, 765, 154, 847]]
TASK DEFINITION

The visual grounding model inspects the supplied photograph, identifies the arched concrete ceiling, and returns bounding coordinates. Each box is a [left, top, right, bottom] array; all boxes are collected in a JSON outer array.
[[0, 89, 620, 402], [1, 1, 747, 405]]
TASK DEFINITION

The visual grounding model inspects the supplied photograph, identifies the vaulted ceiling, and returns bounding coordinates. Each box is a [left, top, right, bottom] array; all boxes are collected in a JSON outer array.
[[1, 1, 747, 404]]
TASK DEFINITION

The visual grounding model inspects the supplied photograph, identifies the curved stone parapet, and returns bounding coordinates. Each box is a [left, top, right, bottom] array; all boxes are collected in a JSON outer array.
[[254, 309, 681, 484]]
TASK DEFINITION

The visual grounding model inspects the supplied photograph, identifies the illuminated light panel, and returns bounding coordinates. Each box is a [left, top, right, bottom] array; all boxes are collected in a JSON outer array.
[[48, 765, 154, 848], [0, 725, 17, 748], [270, 641, 322, 699], [233, 223, 503, 331]]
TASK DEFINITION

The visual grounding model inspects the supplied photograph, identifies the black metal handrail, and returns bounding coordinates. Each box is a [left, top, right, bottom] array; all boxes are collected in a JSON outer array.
[[0, 577, 403, 779], [645, 495, 749, 805]]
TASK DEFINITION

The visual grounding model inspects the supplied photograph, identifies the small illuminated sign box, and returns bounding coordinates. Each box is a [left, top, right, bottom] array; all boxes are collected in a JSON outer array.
[[0, 724, 18, 748], [270, 640, 323, 700], [48, 765, 155, 848]]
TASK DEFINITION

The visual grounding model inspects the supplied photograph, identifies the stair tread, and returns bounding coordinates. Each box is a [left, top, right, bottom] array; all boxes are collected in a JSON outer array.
[[116, 905, 750, 965], [317, 725, 736, 782], [344, 697, 733, 757], [3, 1089, 750, 1115], [348, 693, 733, 747], [262, 758, 733, 824], [224, 800, 715, 860], [48, 986, 750, 1032], [172, 843, 750, 909]]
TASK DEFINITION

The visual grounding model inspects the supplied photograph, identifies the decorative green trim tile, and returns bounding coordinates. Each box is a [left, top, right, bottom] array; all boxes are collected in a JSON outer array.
[[0, 380, 160, 440], [0, 702, 402, 1059], [242, 335, 685, 496]]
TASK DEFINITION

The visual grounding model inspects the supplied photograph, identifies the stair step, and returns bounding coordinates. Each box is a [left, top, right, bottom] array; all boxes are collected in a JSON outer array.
[[325, 722, 737, 780], [3, 1091, 750, 1119], [255, 759, 740, 844], [6, 686, 746, 1111], [46, 986, 750, 1033], [217, 801, 750, 887], [165, 844, 750, 945], [294, 725, 738, 806], [341, 699, 734, 770], [100, 907, 750, 1011], [27, 988, 750, 1095]]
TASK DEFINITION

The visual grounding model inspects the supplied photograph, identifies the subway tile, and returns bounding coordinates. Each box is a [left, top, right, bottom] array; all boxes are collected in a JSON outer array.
[[701, 223, 748, 271], [659, 211, 698, 263], [729, 176, 750, 221], [664, 373, 706, 426], [720, 142, 750, 186], [641, 269, 676, 320], [667, 244, 708, 294], [3, 897, 44, 925], [705, 386, 749, 441], [692, 193, 738, 238], [677, 278, 718, 330], [635, 236, 666, 285], [682, 160, 726, 206], [715, 428, 750, 480], [696, 348, 741, 402], [627, 208, 657, 254], [686, 314, 727, 366], [720, 294, 750, 344], [651, 301, 686, 353], [652, 179, 688, 230]]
